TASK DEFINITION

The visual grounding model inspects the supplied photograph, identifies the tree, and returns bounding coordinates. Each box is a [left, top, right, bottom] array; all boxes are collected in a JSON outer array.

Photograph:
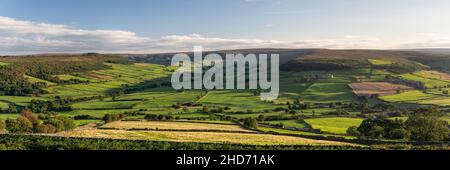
[[35, 124, 57, 133], [44, 119, 65, 132], [243, 117, 258, 129], [6, 117, 33, 133], [346, 126, 360, 136], [0, 119, 5, 132], [20, 109, 39, 125], [55, 115, 76, 131], [5, 119, 20, 133], [388, 128, 410, 140], [368, 126, 384, 139], [406, 114, 449, 142]]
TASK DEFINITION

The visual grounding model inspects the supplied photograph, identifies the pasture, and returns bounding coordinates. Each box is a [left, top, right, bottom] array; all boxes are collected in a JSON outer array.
[[399, 72, 450, 88], [0, 102, 9, 109], [304, 117, 364, 134], [300, 83, 356, 103], [380, 90, 437, 103], [265, 120, 310, 129], [368, 59, 394, 65]]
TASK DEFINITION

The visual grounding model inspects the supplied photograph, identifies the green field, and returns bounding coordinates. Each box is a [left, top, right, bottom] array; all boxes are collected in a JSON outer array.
[[24, 75, 57, 86], [300, 82, 356, 103], [369, 59, 394, 65], [198, 91, 276, 111], [266, 120, 310, 129], [379, 90, 450, 106], [0, 102, 9, 109], [304, 117, 364, 134], [399, 72, 450, 88], [0, 114, 20, 119], [380, 90, 436, 102]]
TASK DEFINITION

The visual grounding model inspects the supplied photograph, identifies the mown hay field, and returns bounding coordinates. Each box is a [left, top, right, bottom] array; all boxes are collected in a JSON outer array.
[[349, 82, 413, 97], [57, 129, 356, 146], [100, 121, 253, 132]]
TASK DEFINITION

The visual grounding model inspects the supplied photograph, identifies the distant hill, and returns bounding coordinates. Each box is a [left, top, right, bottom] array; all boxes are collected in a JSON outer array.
[[126, 48, 315, 66], [127, 48, 450, 73]]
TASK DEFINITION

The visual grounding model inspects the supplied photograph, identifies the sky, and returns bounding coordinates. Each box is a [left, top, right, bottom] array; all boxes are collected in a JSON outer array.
[[1, 0, 450, 54]]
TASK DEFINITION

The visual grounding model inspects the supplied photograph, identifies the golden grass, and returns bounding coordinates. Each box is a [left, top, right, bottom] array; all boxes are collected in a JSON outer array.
[[101, 121, 253, 132], [57, 129, 356, 146]]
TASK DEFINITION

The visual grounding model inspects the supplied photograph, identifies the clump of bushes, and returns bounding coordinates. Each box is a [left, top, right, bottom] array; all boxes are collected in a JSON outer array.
[[144, 114, 174, 121], [102, 114, 126, 123], [3, 109, 75, 134], [242, 117, 258, 129]]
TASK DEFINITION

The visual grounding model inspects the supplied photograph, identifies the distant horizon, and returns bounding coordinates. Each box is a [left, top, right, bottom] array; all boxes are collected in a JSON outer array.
[[3, 47, 450, 56]]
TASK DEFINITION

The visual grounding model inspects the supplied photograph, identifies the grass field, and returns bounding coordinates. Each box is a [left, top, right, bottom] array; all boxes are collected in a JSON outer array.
[[72, 100, 141, 110], [414, 70, 450, 81], [304, 117, 364, 134], [198, 91, 276, 111], [58, 129, 355, 146], [399, 72, 450, 88], [300, 83, 356, 103], [0, 96, 51, 106], [41, 63, 172, 98], [417, 97, 450, 106], [101, 121, 252, 132], [74, 119, 103, 126], [368, 59, 394, 65], [380, 90, 436, 103], [0, 114, 20, 119], [0, 102, 9, 109], [24, 75, 57, 86], [265, 120, 310, 129], [55, 74, 98, 82]]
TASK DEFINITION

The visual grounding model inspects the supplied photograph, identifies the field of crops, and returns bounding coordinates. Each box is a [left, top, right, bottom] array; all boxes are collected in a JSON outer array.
[[349, 82, 413, 97], [304, 117, 364, 134], [101, 121, 252, 132], [57, 129, 355, 146]]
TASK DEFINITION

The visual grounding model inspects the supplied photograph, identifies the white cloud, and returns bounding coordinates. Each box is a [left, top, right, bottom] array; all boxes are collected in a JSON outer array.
[[0, 16, 449, 55]]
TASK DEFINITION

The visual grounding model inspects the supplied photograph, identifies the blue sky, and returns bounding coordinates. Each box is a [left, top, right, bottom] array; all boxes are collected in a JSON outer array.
[[1, 0, 450, 54]]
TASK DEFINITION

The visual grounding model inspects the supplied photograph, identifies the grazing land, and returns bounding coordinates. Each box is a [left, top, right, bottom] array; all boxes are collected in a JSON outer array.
[[304, 118, 364, 134]]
